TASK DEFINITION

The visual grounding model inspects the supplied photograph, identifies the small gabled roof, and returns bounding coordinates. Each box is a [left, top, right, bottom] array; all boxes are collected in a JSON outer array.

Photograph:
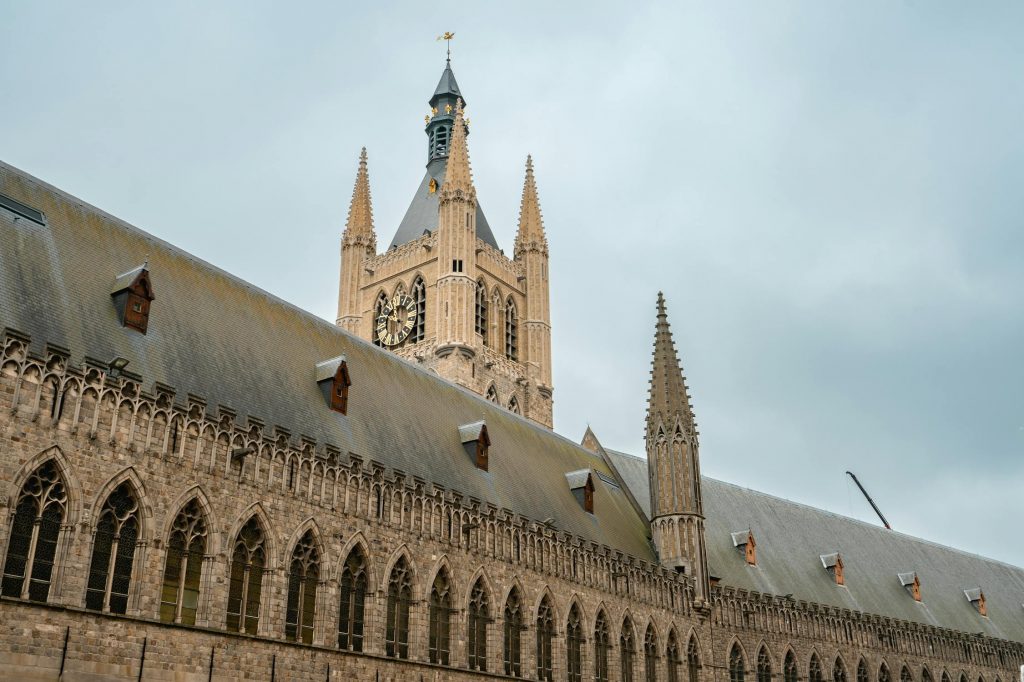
[[965, 587, 984, 602], [458, 420, 488, 444], [315, 355, 346, 383], [731, 530, 753, 547], [111, 263, 150, 296], [565, 469, 593, 490], [820, 552, 842, 569], [898, 571, 918, 587]]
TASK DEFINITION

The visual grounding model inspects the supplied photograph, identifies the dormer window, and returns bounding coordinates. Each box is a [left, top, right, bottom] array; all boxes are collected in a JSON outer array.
[[565, 469, 595, 513], [820, 552, 845, 585], [731, 530, 757, 566], [898, 572, 921, 601], [459, 421, 490, 470], [110, 265, 154, 334], [965, 588, 987, 616], [316, 356, 352, 415]]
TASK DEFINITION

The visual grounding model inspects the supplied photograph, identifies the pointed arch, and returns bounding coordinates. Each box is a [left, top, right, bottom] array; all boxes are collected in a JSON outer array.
[[337, 539, 369, 652], [536, 589, 557, 681], [834, 655, 848, 682], [507, 394, 521, 415], [467, 573, 490, 671], [620, 613, 637, 682], [475, 278, 489, 345], [879, 661, 893, 682], [686, 631, 702, 682], [485, 383, 499, 404], [410, 275, 427, 344], [428, 560, 454, 665], [7, 445, 82, 525], [284, 525, 322, 644], [1, 454, 73, 602], [159, 495, 209, 625], [757, 643, 773, 682], [505, 296, 519, 361], [226, 503, 276, 570], [226, 509, 270, 635], [160, 485, 217, 555], [644, 622, 660, 682], [810, 652, 824, 682], [503, 582, 525, 677], [856, 658, 869, 682], [594, 608, 612, 682], [729, 640, 747, 682], [89, 467, 153, 541], [282, 517, 328, 576], [566, 600, 585, 682], [85, 470, 148, 615], [384, 549, 414, 659], [785, 649, 800, 682], [901, 665, 914, 682]]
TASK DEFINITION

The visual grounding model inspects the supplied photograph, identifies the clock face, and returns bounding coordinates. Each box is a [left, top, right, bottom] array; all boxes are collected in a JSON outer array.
[[376, 293, 417, 347]]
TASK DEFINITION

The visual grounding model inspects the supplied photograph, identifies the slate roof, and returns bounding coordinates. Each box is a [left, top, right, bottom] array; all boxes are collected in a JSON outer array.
[[602, 448, 1024, 642], [0, 160, 651, 560], [431, 61, 463, 107], [388, 157, 499, 250]]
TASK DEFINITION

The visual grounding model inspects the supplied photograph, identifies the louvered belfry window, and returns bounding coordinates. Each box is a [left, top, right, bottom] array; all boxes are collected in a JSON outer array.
[[504, 588, 524, 677], [386, 557, 412, 658], [505, 297, 518, 361], [566, 603, 584, 682], [429, 569, 453, 665], [227, 516, 266, 634], [411, 277, 427, 343], [85, 482, 140, 614], [644, 625, 658, 682], [536, 596, 555, 681], [285, 530, 320, 644], [159, 499, 207, 625], [467, 578, 489, 671], [475, 280, 488, 344], [338, 546, 368, 651], [1, 460, 67, 602]]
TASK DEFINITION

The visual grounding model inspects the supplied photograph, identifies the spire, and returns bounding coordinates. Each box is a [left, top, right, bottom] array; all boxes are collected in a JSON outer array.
[[647, 293, 696, 436], [431, 60, 464, 109], [440, 100, 474, 196], [514, 155, 548, 255], [344, 147, 375, 241]]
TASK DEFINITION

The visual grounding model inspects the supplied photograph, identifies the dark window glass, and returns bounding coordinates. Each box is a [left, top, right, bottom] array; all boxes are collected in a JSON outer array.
[[386, 557, 412, 658], [467, 578, 489, 671], [1, 460, 67, 602], [159, 499, 207, 625], [226, 517, 265, 634], [338, 547, 367, 651], [85, 482, 139, 614], [284, 530, 319, 644]]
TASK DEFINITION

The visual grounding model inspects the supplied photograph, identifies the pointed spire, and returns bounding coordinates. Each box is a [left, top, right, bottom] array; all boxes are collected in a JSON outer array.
[[344, 147, 375, 238], [647, 292, 696, 435], [440, 100, 475, 196], [514, 155, 548, 255]]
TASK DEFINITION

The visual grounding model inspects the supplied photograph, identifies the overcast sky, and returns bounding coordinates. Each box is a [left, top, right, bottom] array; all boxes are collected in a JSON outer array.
[[3, 2, 1022, 567]]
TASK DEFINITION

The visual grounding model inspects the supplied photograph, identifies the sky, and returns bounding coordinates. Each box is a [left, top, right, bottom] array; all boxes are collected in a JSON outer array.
[[3, 2, 1023, 567]]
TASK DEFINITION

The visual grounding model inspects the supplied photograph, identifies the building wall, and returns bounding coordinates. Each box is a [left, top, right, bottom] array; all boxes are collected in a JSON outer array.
[[0, 334, 1020, 681]]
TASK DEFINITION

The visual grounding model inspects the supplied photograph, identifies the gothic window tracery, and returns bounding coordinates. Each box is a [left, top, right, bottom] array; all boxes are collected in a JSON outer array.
[[1, 460, 67, 603], [227, 516, 266, 634], [505, 297, 518, 361], [508, 395, 521, 415], [385, 556, 412, 658], [468, 578, 489, 671], [536, 595, 555, 681], [757, 647, 772, 682], [901, 667, 913, 682], [879, 664, 892, 682], [729, 644, 746, 682], [644, 624, 658, 682], [621, 617, 636, 682], [567, 603, 584, 682], [811, 654, 824, 682], [785, 651, 799, 682], [504, 588, 524, 677], [411, 277, 427, 343], [159, 498, 207, 625], [687, 635, 701, 682], [486, 384, 499, 403], [338, 546, 368, 651], [666, 631, 681, 682], [857, 659, 869, 682], [475, 280, 488, 345], [595, 611, 611, 682], [429, 568, 453, 665], [85, 481, 140, 614], [285, 529, 320, 644], [835, 658, 848, 682]]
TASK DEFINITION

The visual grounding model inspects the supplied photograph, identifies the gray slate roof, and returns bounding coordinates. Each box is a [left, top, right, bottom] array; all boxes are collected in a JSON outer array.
[[388, 158, 499, 250], [602, 448, 1024, 642], [0, 160, 650, 560], [431, 61, 463, 106]]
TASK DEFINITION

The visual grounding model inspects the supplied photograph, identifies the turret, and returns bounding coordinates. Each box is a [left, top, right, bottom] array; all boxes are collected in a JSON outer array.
[[514, 156, 553, 393], [434, 100, 478, 366], [645, 293, 710, 604], [336, 148, 376, 332]]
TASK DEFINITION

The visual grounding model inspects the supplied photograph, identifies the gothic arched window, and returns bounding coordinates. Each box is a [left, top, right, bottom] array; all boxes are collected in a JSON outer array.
[[536, 596, 554, 681], [757, 647, 772, 682], [688, 636, 701, 682], [621, 617, 636, 682], [811, 654, 824, 682], [879, 664, 892, 682], [594, 611, 611, 682], [644, 625, 659, 682], [508, 395, 521, 415], [468, 578, 489, 671], [668, 632, 684, 682], [429, 568, 453, 665], [835, 658, 848, 682], [85, 482, 140, 614], [857, 660, 869, 682], [159, 498, 207, 625], [285, 529, 320, 644], [385, 556, 412, 658], [338, 545, 368, 651], [504, 587, 524, 677], [372, 291, 388, 347], [729, 644, 746, 682], [901, 668, 913, 682], [505, 297, 518, 361], [1, 460, 67, 602], [567, 603, 584, 682], [227, 516, 265, 634], [475, 279, 488, 345], [411, 277, 427, 343], [785, 652, 799, 682], [486, 384, 499, 403]]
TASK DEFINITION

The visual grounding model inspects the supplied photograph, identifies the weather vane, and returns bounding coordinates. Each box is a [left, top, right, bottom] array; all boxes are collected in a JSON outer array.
[[436, 31, 455, 62]]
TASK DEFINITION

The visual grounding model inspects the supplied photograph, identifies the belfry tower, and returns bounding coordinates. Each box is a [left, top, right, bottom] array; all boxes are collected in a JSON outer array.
[[335, 56, 554, 428], [646, 293, 710, 604]]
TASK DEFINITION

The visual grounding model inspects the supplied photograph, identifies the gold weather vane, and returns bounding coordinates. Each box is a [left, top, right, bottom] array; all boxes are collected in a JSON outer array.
[[436, 31, 455, 61]]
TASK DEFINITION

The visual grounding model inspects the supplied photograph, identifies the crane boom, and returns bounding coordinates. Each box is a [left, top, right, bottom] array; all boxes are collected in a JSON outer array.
[[846, 471, 892, 530]]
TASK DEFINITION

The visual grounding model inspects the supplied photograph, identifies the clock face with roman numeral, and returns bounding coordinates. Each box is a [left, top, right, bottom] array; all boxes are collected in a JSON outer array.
[[376, 293, 417, 347]]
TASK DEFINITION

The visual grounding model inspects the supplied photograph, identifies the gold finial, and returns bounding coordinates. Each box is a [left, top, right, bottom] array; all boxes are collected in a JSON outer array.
[[431, 106, 438, 115], [445, 103, 452, 114], [436, 31, 455, 61], [424, 115, 430, 124]]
